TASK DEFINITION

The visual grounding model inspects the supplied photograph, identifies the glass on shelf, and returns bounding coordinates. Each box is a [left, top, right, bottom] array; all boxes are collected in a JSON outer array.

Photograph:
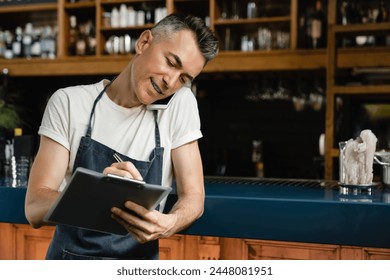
[[245, 76, 325, 112], [247, 1, 259, 19], [231, 1, 240, 20], [258, 27, 272, 50]]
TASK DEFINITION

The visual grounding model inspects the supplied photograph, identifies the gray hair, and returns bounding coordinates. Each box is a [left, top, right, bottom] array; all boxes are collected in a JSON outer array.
[[151, 13, 219, 64]]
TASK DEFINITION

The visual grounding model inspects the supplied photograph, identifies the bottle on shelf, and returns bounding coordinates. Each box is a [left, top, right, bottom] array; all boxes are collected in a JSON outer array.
[[119, 4, 128, 27], [339, 1, 356, 25], [3, 31, 13, 59], [154, 7, 167, 23], [377, 0, 389, 23], [31, 27, 42, 58], [220, 1, 228, 19], [231, 0, 240, 20], [0, 31, 5, 58], [354, 3, 376, 47], [141, 2, 154, 24], [22, 22, 33, 59], [86, 20, 96, 55], [137, 10, 145, 26], [247, 1, 258, 19], [42, 25, 56, 59], [49, 26, 57, 58], [111, 7, 120, 28], [127, 6, 136, 26], [76, 23, 88, 56], [339, 1, 356, 47], [68, 15, 78, 56], [310, 0, 327, 49], [103, 12, 111, 27], [376, 0, 390, 46], [11, 27, 23, 58], [301, 0, 327, 49], [145, 9, 153, 24]]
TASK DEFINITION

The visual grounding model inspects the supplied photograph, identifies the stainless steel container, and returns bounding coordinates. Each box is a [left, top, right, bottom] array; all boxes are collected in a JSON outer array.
[[374, 151, 390, 186]]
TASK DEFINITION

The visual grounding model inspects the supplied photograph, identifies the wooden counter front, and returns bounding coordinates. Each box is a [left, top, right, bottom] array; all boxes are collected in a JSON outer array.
[[1, 223, 390, 260], [2, 176, 390, 260]]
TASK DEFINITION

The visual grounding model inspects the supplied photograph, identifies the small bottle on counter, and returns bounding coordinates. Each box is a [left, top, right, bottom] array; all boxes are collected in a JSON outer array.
[[3, 139, 14, 187], [252, 139, 264, 178], [7, 128, 35, 188]]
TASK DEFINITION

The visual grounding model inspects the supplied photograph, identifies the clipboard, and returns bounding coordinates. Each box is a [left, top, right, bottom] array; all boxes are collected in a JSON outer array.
[[44, 167, 172, 235]]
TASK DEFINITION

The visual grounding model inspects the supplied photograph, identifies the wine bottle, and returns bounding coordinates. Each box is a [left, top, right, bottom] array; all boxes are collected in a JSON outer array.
[[68, 16, 78, 56], [310, 0, 327, 48]]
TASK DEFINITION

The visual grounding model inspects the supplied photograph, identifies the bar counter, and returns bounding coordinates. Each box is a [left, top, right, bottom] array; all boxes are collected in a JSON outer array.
[[2, 177, 390, 249]]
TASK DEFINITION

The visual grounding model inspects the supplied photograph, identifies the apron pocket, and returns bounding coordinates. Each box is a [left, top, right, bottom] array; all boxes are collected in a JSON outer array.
[[62, 249, 118, 260]]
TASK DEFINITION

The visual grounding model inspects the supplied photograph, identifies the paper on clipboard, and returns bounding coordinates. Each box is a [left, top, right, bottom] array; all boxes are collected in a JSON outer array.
[[44, 167, 172, 235]]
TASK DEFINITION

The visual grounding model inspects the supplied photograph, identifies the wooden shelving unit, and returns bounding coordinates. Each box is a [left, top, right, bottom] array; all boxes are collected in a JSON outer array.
[[0, 50, 327, 76], [0, 0, 313, 74], [0, 2, 57, 12], [324, 0, 390, 180]]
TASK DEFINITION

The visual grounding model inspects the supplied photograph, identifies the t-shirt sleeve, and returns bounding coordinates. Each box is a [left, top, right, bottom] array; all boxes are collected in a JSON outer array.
[[168, 87, 203, 149], [38, 89, 71, 150]]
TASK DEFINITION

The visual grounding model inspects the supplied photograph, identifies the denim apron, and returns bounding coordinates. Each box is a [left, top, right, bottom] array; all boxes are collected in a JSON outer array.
[[46, 80, 164, 260]]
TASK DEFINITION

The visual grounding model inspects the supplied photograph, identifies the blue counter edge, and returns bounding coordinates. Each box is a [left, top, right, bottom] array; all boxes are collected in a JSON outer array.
[[0, 187, 29, 224], [1, 185, 390, 249]]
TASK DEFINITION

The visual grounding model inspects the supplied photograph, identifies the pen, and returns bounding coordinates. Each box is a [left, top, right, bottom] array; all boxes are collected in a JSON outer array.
[[112, 153, 145, 183], [113, 153, 123, 163]]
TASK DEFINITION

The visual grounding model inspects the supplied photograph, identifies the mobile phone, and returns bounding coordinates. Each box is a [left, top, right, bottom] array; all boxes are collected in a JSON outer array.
[[146, 94, 174, 110]]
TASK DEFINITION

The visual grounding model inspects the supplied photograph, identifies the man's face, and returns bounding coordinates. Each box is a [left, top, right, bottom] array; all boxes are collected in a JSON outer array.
[[131, 30, 205, 105]]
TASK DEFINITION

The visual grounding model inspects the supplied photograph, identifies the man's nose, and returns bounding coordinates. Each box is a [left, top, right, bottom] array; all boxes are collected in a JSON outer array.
[[163, 71, 181, 90]]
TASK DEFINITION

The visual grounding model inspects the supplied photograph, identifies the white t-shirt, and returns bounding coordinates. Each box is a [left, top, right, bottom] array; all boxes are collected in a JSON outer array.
[[38, 80, 202, 192]]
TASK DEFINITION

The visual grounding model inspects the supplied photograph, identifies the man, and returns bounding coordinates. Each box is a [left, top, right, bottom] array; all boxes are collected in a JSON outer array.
[[25, 13, 219, 260]]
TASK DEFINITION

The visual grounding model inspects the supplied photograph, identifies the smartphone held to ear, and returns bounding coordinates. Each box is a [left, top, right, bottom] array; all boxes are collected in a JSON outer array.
[[146, 94, 174, 110]]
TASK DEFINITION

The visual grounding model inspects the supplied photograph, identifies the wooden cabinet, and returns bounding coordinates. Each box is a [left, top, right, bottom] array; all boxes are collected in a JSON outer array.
[[1, 223, 390, 260], [211, 0, 295, 51], [0, 223, 54, 260], [1, 0, 326, 75], [324, 0, 390, 180]]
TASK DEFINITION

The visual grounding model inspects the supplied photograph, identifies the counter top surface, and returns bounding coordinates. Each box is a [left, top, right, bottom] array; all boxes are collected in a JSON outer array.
[[1, 177, 390, 248], [178, 177, 390, 248]]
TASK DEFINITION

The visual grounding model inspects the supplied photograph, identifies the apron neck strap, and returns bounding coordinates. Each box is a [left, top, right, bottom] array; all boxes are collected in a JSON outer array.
[[85, 77, 162, 149], [153, 110, 161, 148], [86, 77, 116, 137]]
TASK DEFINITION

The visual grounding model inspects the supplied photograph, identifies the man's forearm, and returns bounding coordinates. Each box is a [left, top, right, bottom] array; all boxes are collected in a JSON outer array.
[[25, 187, 60, 228], [166, 192, 204, 235]]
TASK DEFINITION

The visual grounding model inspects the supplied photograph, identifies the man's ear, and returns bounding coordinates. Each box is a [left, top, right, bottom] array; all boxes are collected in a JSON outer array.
[[135, 30, 153, 54]]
